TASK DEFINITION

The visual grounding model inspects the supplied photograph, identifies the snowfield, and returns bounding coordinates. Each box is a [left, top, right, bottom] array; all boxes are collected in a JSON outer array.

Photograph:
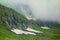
[[26, 28, 43, 33], [26, 16, 37, 20], [11, 28, 43, 35], [41, 26, 50, 29], [11, 29, 36, 35], [26, 16, 32, 20]]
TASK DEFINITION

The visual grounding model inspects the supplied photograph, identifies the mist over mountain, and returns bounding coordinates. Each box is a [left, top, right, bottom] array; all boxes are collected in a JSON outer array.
[[0, 0, 60, 22], [0, 0, 60, 40]]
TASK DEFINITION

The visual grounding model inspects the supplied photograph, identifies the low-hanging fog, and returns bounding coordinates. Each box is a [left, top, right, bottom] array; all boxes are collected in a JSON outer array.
[[0, 0, 60, 22]]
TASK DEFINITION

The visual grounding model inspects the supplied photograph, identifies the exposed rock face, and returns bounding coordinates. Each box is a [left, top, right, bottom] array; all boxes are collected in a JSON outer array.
[[0, 5, 28, 30]]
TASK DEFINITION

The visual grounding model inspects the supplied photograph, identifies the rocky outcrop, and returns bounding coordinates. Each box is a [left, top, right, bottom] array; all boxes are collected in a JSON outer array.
[[0, 5, 28, 30]]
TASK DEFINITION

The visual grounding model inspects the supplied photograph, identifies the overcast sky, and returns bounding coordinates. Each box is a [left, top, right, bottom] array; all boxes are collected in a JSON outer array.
[[0, 0, 60, 22]]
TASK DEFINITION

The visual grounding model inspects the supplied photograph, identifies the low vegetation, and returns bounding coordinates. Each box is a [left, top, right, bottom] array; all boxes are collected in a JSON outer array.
[[0, 4, 60, 40]]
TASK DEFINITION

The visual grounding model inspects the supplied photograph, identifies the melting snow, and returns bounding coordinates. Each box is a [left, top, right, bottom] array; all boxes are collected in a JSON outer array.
[[11, 29, 36, 35], [11, 27, 44, 35], [26, 28, 43, 33], [26, 16, 37, 20], [41, 26, 50, 29], [26, 16, 32, 20]]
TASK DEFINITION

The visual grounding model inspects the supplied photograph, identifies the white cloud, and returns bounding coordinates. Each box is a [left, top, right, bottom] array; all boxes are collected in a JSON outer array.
[[0, 0, 60, 22]]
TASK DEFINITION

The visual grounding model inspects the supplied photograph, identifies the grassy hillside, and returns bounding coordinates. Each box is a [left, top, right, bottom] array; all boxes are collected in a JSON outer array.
[[0, 24, 60, 40], [0, 25, 36, 40], [0, 24, 51, 40], [0, 4, 60, 40]]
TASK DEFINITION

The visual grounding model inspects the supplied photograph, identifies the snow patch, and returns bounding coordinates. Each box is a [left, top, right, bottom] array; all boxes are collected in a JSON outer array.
[[11, 29, 36, 35], [26, 16, 37, 20], [26, 16, 32, 20], [41, 26, 50, 29], [26, 28, 43, 33]]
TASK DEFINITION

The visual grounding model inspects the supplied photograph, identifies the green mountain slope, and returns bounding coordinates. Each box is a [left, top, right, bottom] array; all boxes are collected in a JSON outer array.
[[0, 24, 37, 40], [0, 24, 52, 40], [0, 4, 60, 40], [0, 23, 60, 40]]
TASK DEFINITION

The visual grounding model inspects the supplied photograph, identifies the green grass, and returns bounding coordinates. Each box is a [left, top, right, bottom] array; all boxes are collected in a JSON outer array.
[[0, 4, 60, 40], [0, 25, 60, 40], [34, 26, 53, 35], [0, 25, 37, 40]]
